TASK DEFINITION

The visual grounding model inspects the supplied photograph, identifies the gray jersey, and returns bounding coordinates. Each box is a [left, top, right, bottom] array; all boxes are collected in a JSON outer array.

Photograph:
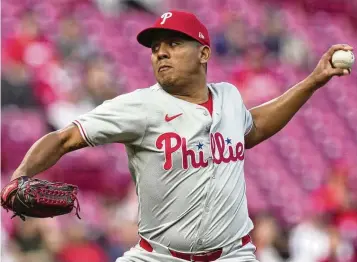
[[74, 82, 254, 253]]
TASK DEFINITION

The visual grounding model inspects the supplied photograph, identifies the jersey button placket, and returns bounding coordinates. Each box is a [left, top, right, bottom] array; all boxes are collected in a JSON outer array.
[[195, 181, 211, 251], [205, 203, 210, 212]]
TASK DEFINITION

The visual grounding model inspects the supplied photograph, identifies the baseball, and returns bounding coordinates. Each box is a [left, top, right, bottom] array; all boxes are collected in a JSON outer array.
[[331, 50, 355, 69]]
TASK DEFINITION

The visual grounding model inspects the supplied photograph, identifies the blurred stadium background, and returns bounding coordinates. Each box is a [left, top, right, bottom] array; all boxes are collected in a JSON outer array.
[[1, 0, 357, 261]]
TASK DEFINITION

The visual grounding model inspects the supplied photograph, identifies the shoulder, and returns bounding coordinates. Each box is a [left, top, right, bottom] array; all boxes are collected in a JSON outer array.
[[104, 84, 160, 105], [209, 82, 243, 99], [210, 81, 240, 92]]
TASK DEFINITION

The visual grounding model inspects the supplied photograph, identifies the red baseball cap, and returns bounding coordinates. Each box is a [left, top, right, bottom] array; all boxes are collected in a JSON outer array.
[[137, 10, 210, 48]]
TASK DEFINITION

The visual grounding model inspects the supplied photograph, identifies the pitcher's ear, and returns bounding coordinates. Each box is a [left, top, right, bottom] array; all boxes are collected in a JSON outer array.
[[199, 45, 211, 64]]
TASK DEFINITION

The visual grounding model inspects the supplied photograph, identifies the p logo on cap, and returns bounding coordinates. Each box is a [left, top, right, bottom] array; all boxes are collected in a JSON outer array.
[[160, 12, 173, 25], [137, 10, 211, 48]]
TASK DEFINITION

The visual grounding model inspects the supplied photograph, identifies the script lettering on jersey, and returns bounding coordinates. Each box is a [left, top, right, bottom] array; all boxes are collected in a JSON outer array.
[[155, 132, 244, 170], [210, 132, 244, 164]]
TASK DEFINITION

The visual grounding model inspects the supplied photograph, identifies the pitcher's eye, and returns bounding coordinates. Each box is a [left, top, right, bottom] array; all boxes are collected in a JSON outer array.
[[151, 43, 159, 53], [170, 41, 180, 47]]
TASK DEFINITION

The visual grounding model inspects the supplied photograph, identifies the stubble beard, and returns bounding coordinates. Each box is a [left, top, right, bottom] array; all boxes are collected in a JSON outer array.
[[157, 74, 179, 90]]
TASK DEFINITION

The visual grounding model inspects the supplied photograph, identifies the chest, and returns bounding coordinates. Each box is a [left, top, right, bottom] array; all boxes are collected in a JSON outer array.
[[144, 98, 246, 170]]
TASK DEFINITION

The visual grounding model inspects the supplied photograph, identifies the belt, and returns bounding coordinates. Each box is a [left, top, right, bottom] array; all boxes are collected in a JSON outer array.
[[139, 235, 251, 262]]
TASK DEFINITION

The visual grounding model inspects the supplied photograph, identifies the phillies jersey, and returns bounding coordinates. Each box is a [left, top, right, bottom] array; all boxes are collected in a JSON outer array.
[[73, 82, 253, 253]]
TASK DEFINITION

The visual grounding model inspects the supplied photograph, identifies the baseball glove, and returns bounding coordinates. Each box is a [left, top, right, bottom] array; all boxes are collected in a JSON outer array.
[[1, 176, 81, 221]]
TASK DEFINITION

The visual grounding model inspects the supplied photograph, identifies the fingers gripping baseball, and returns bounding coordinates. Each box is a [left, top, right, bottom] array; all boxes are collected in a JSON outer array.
[[328, 44, 353, 74], [311, 44, 354, 88]]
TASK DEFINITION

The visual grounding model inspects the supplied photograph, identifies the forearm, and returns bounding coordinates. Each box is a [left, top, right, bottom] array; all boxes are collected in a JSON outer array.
[[11, 132, 68, 180], [249, 76, 317, 143]]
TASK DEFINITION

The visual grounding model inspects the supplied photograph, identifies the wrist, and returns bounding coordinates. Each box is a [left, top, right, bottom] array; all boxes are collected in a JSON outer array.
[[304, 74, 322, 92], [11, 170, 28, 181]]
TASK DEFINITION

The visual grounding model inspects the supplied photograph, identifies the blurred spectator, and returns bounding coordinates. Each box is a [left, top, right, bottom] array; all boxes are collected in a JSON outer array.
[[92, 187, 139, 261], [328, 163, 357, 261], [2, 11, 61, 108], [280, 32, 310, 67], [213, 14, 257, 58], [96, 231, 125, 262], [2, 11, 42, 66], [112, 184, 139, 250], [231, 44, 281, 107], [56, 16, 96, 62], [1, 11, 47, 109], [85, 55, 119, 106], [2, 10, 58, 71], [44, 59, 93, 130], [288, 213, 331, 262], [125, 0, 166, 13], [46, 55, 119, 129], [93, 0, 165, 17], [311, 162, 350, 215], [56, 221, 110, 262], [320, 226, 355, 262], [333, 208, 357, 262], [252, 213, 284, 262], [1, 63, 38, 108], [1, 225, 17, 262], [261, 9, 286, 57], [10, 219, 55, 262], [289, 169, 356, 262], [94, 0, 123, 17]]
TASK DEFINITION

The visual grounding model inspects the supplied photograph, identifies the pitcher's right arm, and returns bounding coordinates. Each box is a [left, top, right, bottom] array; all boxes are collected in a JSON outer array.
[[11, 124, 87, 180], [11, 91, 148, 181]]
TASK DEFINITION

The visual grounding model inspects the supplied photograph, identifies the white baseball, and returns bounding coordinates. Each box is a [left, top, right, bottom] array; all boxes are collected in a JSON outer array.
[[331, 50, 355, 69]]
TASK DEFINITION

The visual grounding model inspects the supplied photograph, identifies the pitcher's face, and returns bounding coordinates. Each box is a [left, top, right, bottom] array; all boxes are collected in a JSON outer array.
[[151, 31, 203, 89]]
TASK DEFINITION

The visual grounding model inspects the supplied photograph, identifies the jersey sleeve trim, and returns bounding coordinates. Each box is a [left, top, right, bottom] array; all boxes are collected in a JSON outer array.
[[73, 120, 96, 147]]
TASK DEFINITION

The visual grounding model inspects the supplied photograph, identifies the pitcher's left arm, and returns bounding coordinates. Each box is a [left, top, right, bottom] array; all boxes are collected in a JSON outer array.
[[245, 44, 353, 149]]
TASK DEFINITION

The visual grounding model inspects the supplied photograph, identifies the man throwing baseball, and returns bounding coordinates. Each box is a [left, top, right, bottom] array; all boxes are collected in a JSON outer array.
[[2, 10, 353, 262]]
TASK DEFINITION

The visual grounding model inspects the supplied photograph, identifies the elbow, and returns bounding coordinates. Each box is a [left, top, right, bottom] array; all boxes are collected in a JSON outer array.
[[245, 142, 256, 150], [245, 138, 261, 149], [246, 134, 269, 150], [244, 125, 265, 150], [56, 124, 88, 153], [49, 130, 69, 155], [50, 126, 75, 155]]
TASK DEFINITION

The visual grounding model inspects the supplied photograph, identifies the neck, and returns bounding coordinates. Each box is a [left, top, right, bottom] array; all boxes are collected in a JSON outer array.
[[161, 77, 209, 104]]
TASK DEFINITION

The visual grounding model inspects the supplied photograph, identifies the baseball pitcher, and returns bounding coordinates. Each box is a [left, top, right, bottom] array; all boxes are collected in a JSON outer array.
[[1, 10, 353, 262]]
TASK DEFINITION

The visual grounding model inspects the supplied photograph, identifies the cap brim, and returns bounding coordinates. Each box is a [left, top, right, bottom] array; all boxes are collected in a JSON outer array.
[[137, 28, 197, 48]]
